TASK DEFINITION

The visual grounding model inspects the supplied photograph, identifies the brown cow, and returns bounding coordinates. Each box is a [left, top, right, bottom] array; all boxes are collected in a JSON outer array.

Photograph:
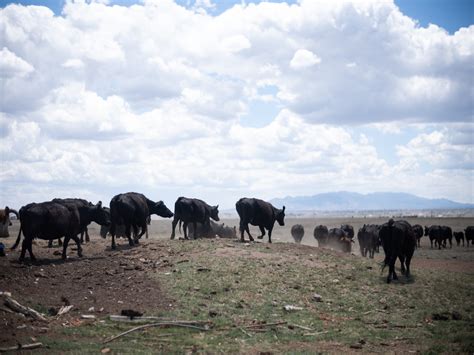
[[0, 207, 19, 238]]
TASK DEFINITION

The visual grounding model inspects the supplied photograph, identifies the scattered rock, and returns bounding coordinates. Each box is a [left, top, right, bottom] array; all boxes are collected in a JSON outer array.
[[81, 314, 96, 320], [101, 348, 111, 353], [283, 305, 303, 311], [312, 294, 323, 302], [208, 310, 218, 317]]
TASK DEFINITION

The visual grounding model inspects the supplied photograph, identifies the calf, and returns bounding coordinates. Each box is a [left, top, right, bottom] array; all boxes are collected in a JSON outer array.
[[412, 224, 423, 248], [379, 219, 416, 283], [187, 220, 237, 239], [465, 226, 474, 247], [357, 224, 380, 258], [313, 225, 329, 247], [340, 224, 354, 239], [235, 198, 285, 243], [291, 224, 304, 244], [170, 197, 219, 240], [453, 231, 464, 247], [327, 228, 353, 253]]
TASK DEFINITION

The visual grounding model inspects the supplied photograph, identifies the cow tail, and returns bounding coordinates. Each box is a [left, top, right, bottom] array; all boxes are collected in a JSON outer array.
[[11, 225, 22, 250], [178, 220, 182, 234]]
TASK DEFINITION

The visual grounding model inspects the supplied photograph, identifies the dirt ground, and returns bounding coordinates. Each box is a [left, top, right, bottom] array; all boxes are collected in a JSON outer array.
[[0, 216, 473, 352]]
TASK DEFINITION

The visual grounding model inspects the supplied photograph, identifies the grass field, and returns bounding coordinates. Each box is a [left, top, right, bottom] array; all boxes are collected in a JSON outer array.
[[1, 217, 473, 353]]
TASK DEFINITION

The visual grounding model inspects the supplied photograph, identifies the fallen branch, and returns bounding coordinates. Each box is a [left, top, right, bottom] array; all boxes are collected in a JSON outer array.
[[103, 322, 209, 344], [1, 295, 47, 322], [303, 330, 330, 337], [289, 323, 313, 331], [0, 342, 43, 352], [109, 315, 208, 325], [244, 321, 287, 329], [239, 327, 252, 337]]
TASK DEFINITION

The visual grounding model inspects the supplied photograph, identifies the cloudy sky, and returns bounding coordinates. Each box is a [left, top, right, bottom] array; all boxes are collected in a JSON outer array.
[[0, 0, 473, 210]]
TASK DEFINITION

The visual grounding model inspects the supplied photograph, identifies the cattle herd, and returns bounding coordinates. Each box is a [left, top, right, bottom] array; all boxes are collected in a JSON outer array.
[[1, 192, 473, 284]]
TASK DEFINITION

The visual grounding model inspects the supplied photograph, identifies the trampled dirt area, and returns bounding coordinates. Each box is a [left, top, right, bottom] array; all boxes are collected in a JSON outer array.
[[0, 217, 473, 353]]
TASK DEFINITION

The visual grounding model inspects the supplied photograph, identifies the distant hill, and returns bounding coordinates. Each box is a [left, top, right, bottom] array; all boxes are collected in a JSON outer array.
[[269, 192, 474, 211]]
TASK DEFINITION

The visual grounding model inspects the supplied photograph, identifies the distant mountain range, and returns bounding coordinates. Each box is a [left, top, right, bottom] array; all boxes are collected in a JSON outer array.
[[269, 192, 474, 211]]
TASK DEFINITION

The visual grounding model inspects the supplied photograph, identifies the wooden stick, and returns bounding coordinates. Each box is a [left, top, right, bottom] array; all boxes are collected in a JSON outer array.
[[2, 295, 47, 322], [303, 330, 330, 337], [239, 327, 252, 337], [244, 321, 287, 329], [109, 315, 208, 324], [103, 322, 209, 344], [0, 343, 43, 352], [289, 323, 313, 331]]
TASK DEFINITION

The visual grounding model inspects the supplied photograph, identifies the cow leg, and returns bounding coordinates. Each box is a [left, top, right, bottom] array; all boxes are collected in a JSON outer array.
[[125, 225, 134, 246], [267, 227, 273, 243], [19, 238, 30, 262], [85, 227, 90, 243], [111, 233, 117, 250], [183, 222, 190, 240], [245, 225, 254, 242], [61, 236, 71, 260], [48, 239, 53, 248], [27, 239, 36, 262], [70, 234, 83, 258], [257, 226, 266, 240], [170, 218, 179, 240], [193, 222, 198, 240]]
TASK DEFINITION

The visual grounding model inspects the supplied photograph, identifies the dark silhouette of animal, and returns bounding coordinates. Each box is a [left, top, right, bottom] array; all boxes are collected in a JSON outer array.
[[170, 197, 219, 240], [412, 224, 423, 248], [313, 225, 329, 247], [424, 225, 452, 249], [0, 207, 19, 238], [465, 226, 474, 246], [187, 220, 236, 239], [379, 219, 416, 283], [110, 192, 173, 249], [340, 224, 354, 239], [235, 198, 285, 243], [357, 224, 380, 258], [48, 198, 111, 247], [327, 227, 353, 253], [100, 209, 150, 240], [11, 201, 108, 262], [291, 224, 304, 244], [453, 231, 464, 247]]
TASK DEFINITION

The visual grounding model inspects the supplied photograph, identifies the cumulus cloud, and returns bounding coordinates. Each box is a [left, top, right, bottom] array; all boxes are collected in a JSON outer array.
[[0, 0, 472, 208], [290, 49, 321, 69]]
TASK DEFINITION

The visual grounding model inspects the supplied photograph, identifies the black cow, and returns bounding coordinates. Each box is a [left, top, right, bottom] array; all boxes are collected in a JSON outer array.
[[170, 197, 219, 240], [340, 224, 354, 239], [327, 227, 353, 253], [49, 198, 111, 246], [425, 225, 452, 249], [235, 198, 285, 243], [379, 219, 416, 283], [465, 226, 474, 246], [357, 224, 380, 258], [453, 231, 464, 247], [12, 202, 80, 262], [313, 225, 329, 247], [110, 192, 173, 249], [291, 224, 304, 244], [187, 220, 236, 239], [412, 224, 424, 248]]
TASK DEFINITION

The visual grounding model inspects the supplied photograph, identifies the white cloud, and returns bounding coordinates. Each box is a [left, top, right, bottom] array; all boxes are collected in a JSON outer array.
[[290, 49, 321, 69], [0, 0, 472, 208]]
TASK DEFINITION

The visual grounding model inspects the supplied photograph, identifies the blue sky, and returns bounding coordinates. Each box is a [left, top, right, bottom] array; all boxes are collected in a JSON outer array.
[[1, 0, 472, 33], [1, 0, 473, 208]]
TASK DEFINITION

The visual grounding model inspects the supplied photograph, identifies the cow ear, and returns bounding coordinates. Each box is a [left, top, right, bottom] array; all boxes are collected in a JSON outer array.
[[97, 201, 102, 208], [282, 206, 285, 212]]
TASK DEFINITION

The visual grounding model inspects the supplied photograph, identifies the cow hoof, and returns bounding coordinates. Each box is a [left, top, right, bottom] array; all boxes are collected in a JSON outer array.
[[257, 236, 263, 239], [78, 250, 83, 258]]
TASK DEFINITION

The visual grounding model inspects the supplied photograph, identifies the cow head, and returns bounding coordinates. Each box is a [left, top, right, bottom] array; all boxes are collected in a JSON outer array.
[[339, 235, 354, 253], [210, 205, 219, 222], [276, 206, 285, 226], [91, 201, 111, 226], [152, 201, 174, 218]]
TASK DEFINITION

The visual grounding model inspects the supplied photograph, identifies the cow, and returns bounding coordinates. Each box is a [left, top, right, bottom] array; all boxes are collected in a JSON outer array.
[[291, 224, 304, 244], [340, 224, 355, 239], [187, 220, 237, 239], [425, 225, 452, 249], [412, 224, 424, 248], [327, 227, 353, 253], [110, 192, 173, 249], [453, 231, 464, 247], [379, 219, 416, 283], [0, 207, 19, 238], [48, 198, 111, 247], [235, 198, 285, 243], [313, 225, 329, 247], [465, 226, 474, 247], [10, 201, 102, 262], [100, 209, 150, 240], [357, 224, 380, 258], [170, 197, 219, 240]]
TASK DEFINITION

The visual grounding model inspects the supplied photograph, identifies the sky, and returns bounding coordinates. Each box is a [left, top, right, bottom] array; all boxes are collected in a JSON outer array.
[[0, 0, 473, 210]]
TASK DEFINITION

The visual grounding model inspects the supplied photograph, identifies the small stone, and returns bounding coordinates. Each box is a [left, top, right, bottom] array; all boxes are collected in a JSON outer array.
[[312, 294, 323, 302], [209, 310, 218, 317]]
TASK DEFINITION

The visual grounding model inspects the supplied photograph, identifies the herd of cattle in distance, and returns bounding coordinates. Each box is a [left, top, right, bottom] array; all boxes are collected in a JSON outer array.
[[1, 192, 473, 284]]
